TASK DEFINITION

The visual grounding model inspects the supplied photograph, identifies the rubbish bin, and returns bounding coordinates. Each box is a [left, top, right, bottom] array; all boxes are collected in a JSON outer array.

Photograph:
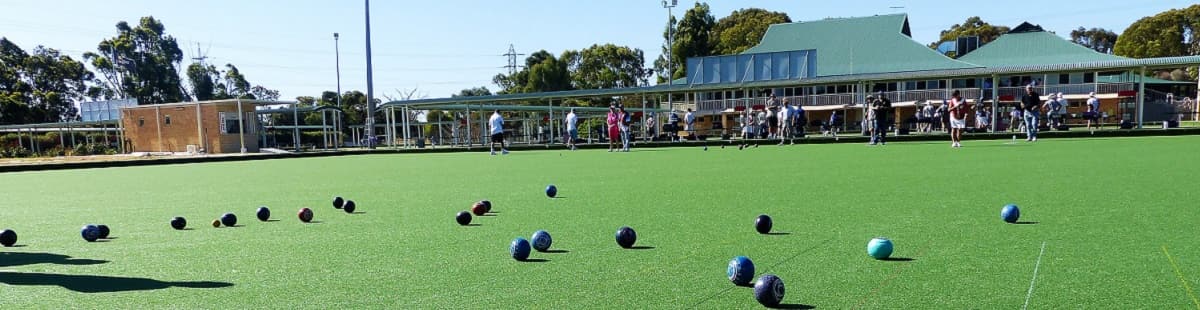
[[416, 138, 426, 148]]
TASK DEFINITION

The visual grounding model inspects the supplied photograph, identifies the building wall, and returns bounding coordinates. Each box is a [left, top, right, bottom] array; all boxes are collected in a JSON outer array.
[[120, 101, 258, 154]]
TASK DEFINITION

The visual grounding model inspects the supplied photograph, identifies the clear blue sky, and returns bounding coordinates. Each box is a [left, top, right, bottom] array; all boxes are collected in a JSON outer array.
[[1, 0, 1194, 102]]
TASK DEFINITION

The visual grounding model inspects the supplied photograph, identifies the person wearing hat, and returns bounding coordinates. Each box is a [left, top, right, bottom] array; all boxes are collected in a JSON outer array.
[[606, 104, 620, 152], [1086, 92, 1100, 131], [1020, 85, 1041, 142]]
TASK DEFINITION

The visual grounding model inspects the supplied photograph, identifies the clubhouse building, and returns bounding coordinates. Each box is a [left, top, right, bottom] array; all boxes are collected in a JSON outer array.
[[383, 14, 1200, 145]]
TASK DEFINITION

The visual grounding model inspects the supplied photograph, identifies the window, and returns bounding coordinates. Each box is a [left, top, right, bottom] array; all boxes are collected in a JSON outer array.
[[219, 111, 246, 134], [1084, 73, 1095, 83], [164, 115, 171, 125], [1059, 74, 1070, 84], [138, 117, 144, 127]]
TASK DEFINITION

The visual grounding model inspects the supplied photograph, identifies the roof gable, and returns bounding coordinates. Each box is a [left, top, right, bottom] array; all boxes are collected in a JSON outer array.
[[741, 14, 979, 77], [958, 23, 1127, 67]]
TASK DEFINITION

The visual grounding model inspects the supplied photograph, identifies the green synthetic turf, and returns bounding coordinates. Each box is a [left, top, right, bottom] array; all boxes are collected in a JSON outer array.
[[1, 136, 1199, 309]]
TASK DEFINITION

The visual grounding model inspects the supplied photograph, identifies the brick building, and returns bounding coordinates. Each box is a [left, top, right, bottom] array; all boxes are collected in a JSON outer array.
[[119, 100, 263, 154]]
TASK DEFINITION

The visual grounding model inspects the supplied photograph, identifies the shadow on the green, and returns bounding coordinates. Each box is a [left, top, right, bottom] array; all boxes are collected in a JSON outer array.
[[0, 272, 232, 293], [543, 249, 569, 254], [774, 303, 816, 309], [0, 252, 107, 268], [881, 257, 915, 262], [628, 246, 655, 250], [1014, 221, 1039, 225]]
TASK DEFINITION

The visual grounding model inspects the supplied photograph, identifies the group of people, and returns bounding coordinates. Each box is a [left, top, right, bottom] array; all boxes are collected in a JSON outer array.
[[484, 85, 1111, 154], [739, 95, 808, 145]]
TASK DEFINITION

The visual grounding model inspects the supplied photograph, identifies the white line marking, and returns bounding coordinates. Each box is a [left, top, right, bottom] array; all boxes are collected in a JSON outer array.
[[1023, 241, 1047, 310]]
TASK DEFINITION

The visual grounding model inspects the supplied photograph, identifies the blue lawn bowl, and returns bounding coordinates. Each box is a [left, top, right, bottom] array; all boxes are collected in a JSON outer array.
[[510, 237, 532, 261], [753, 274, 786, 307], [1001, 204, 1021, 223], [531, 230, 553, 252], [545, 185, 558, 198], [867, 237, 894, 260], [727, 256, 756, 286], [81, 225, 100, 242]]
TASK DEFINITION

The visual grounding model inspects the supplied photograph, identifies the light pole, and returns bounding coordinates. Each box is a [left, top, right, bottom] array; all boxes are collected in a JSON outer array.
[[662, 0, 677, 112], [334, 32, 343, 148], [364, 0, 377, 149]]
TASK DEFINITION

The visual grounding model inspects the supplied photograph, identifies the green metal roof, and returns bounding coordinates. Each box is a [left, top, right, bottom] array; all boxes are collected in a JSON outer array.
[[958, 27, 1127, 67], [742, 14, 980, 76]]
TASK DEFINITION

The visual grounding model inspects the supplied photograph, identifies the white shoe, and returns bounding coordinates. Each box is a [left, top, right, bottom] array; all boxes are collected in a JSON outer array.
[[1032, 137, 1037, 142], [502, 150, 509, 155], [490, 151, 496, 155]]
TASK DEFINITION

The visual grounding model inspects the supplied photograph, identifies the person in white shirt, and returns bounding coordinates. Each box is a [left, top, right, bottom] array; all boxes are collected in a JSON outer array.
[[488, 110, 508, 155], [684, 109, 696, 141], [776, 103, 790, 145], [565, 109, 579, 150], [1086, 92, 1101, 131]]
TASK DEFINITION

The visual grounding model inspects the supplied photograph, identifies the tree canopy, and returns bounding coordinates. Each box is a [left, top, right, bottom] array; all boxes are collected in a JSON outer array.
[[0, 38, 96, 124], [929, 17, 1011, 57], [1114, 5, 1200, 80], [712, 8, 790, 55], [653, 2, 716, 83], [1070, 27, 1118, 54], [83, 16, 186, 104]]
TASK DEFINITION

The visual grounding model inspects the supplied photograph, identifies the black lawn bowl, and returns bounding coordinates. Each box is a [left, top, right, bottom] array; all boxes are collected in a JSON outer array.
[[220, 213, 238, 227], [615, 226, 637, 249], [755, 215, 773, 234], [257, 206, 271, 221], [97, 225, 111, 239], [0, 229, 16, 247], [456, 211, 472, 226], [170, 217, 187, 230]]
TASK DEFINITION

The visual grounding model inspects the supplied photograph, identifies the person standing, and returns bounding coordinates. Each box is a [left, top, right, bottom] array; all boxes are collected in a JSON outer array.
[[565, 108, 579, 150], [645, 113, 657, 142], [869, 92, 892, 145], [789, 99, 805, 142], [936, 101, 950, 133], [777, 103, 790, 145], [488, 110, 508, 155], [684, 108, 696, 141], [948, 90, 967, 147], [606, 105, 620, 152], [829, 110, 843, 140], [667, 110, 680, 142], [1020, 85, 1041, 142], [1086, 92, 1100, 131], [619, 105, 632, 152]]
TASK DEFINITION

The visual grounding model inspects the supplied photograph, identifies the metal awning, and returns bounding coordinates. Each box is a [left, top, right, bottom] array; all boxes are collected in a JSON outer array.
[[379, 55, 1200, 109]]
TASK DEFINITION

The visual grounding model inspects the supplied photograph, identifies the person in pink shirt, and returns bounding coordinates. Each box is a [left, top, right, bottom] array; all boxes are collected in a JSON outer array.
[[607, 104, 620, 152]]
